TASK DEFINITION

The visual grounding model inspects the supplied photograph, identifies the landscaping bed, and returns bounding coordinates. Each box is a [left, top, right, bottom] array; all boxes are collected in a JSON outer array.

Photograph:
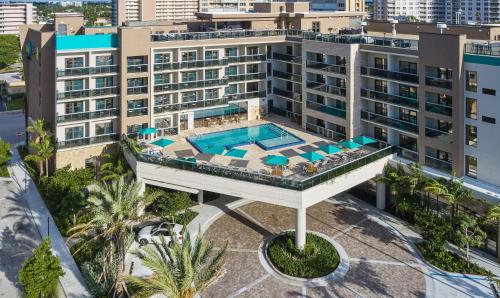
[[0, 165, 9, 177], [6, 96, 25, 111], [267, 231, 340, 278]]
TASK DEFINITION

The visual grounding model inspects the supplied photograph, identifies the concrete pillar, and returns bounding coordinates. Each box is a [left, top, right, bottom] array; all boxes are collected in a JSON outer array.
[[376, 175, 386, 210], [296, 208, 306, 249], [197, 190, 204, 205], [137, 178, 146, 215]]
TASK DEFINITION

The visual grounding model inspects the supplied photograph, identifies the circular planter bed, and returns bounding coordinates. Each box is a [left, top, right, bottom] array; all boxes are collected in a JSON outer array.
[[267, 231, 340, 279]]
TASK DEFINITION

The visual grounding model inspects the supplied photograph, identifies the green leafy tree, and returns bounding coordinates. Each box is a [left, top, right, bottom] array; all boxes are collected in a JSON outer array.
[[148, 189, 195, 220], [69, 176, 161, 297], [99, 151, 132, 182], [0, 35, 20, 69], [125, 230, 227, 298], [415, 211, 451, 252], [453, 214, 487, 266], [0, 139, 11, 166], [19, 238, 65, 298]]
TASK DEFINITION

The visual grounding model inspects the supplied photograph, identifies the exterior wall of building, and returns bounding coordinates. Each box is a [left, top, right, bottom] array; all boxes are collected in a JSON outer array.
[[0, 3, 34, 35], [56, 143, 118, 169]]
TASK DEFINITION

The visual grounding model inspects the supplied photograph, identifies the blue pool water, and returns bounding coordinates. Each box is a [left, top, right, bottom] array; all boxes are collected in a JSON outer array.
[[187, 123, 305, 153]]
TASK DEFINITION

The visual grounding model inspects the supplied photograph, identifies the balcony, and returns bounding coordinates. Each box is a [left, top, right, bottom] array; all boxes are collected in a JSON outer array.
[[127, 86, 148, 95], [306, 81, 346, 97], [395, 146, 419, 162], [154, 58, 230, 71], [92, 86, 119, 97], [465, 43, 500, 57], [57, 133, 120, 149], [360, 66, 419, 84], [127, 64, 148, 73], [155, 78, 229, 92], [305, 122, 346, 140], [151, 29, 303, 42], [272, 52, 302, 64], [306, 60, 346, 75], [360, 88, 418, 109], [425, 102, 452, 116], [154, 97, 229, 113], [425, 127, 453, 144], [227, 54, 266, 63], [127, 108, 148, 117], [361, 110, 419, 134], [57, 89, 90, 100], [225, 90, 266, 101], [306, 100, 346, 119], [272, 87, 302, 102], [227, 73, 266, 82], [272, 70, 301, 83], [425, 155, 452, 173], [56, 109, 120, 123], [56, 65, 118, 77], [425, 76, 452, 89]]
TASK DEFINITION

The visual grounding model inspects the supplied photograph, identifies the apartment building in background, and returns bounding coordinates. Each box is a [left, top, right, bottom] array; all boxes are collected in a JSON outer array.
[[20, 2, 500, 205], [111, 0, 199, 25], [0, 3, 35, 35], [311, 0, 365, 13]]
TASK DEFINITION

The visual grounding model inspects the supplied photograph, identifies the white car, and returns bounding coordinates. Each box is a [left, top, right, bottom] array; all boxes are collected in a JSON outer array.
[[137, 222, 184, 246]]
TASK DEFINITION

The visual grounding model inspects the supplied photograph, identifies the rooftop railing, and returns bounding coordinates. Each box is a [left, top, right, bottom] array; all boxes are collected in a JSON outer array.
[[465, 43, 500, 57], [151, 29, 302, 42], [122, 135, 394, 191]]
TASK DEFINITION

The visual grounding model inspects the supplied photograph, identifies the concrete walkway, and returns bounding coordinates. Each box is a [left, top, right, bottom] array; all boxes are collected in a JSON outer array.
[[8, 148, 90, 298]]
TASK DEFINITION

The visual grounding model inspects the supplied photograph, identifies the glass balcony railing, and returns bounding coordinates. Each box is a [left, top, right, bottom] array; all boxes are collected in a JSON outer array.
[[425, 76, 452, 89], [272, 87, 302, 102], [225, 90, 266, 101], [58, 133, 120, 149], [227, 54, 266, 63], [272, 70, 302, 82], [57, 89, 90, 100], [155, 78, 230, 92], [127, 108, 148, 117], [306, 100, 346, 118], [425, 155, 452, 173], [272, 52, 302, 63], [360, 88, 418, 109], [425, 127, 453, 144], [395, 146, 419, 162], [151, 29, 303, 42], [465, 43, 500, 57], [306, 81, 346, 97], [127, 64, 148, 73], [227, 73, 266, 82], [361, 110, 419, 134], [56, 65, 118, 77], [92, 86, 119, 97], [122, 135, 394, 191], [425, 102, 452, 116], [305, 60, 346, 75], [154, 58, 230, 71], [56, 109, 119, 123], [305, 122, 346, 140], [361, 66, 419, 84], [127, 86, 148, 95], [303, 32, 418, 50]]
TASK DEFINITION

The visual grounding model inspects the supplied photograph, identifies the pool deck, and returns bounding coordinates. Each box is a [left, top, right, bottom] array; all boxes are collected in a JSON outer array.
[[146, 115, 377, 180]]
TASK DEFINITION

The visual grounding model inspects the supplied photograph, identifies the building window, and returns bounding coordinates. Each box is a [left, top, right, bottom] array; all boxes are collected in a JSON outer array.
[[155, 117, 172, 129], [374, 57, 387, 70], [95, 98, 113, 110], [399, 134, 417, 152], [465, 124, 477, 146], [154, 73, 169, 85], [399, 84, 417, 99], [465, 97, 477, 119], [95, 76, 114, 88], [225, 65, 237, 76], [127, 78, 148, 95], [95, 122, 113, 135], [154, 94, 171, 107], [246, 46, 259, 55], [247, 82, 259, 92], [482, 88, 496, 96], [96, 55, 113, 66], [374, 102, 387, 115], [399, 108, 417, 124], [65, 101, 84, 114], [374, 80, 387, 93], [65, 126, 84, 140], [182, 91, 197, 102], [204, 50, 218, 60], [482, 116, 496, 124], [246, 64, 259, 74], [154, 53, 171, 64], [127, 99, 148, 117], [437, 93, 452, 106], [57, 24, 67, 35], [226, 84, 237, 95], [374, 127, 387, 142], [65, 57, 83, 68], [65, 79, 84, 91], [225, 47, 237, 57], [465, 155, 477, 179], [466, 70, 477, 92], [181, 51, 197, 62], [205, 69, 218, 80], [205, 89, 219, 100], [127, 123, 148, 134], [312, 21, 320, 33], [181, 71, 197, 82], [399, 61, 417, 74]]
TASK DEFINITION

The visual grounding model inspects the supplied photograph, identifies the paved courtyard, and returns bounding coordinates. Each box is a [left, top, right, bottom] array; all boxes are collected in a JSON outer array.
[[201, 194, 428, 297]]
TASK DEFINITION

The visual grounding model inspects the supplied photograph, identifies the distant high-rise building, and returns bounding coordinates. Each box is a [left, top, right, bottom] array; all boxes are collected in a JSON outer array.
[[311, 0, 365, 12], [111, 0, 199, 25], [0, 3, 35, 35]]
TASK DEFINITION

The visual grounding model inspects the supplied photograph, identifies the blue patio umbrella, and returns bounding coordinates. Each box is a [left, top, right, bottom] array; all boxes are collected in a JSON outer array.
[[351, 135, 377, 145], [204, 146, 226, 155], [225, 148, 248, 158], [338, 140, 362, 149], [319, 144, 342, 154], [138, 127, 157, 135], [299, 151, 325, 163], [151, 138, 175, 148], [265, 155, 289, 166]]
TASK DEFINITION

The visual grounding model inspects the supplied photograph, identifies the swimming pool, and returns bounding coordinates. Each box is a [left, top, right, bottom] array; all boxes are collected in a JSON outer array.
[[187, 123, 305, 153]]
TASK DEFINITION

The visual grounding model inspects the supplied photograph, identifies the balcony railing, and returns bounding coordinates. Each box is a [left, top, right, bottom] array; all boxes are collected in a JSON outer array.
[[57, 89, 90, 100], [361, 110, 419, 134], [154, 58, 229, 71], [127, 64, 148, 73], [360, 88, 418, 109], [56, 109, 119, 123], [154, 97, 229, 113], [272, 52, 302, 64], [361, 66, 419, 84], [56, 65, 118, 77], [227, 54, 266, 63], [123, 135, 394, 191], [303, 32, 418, 50], [395, 146, 419, 162], [272, 87, 302, 102], [425, 102, 452, 116], [306, 81, 346, 97], [465, 43, 500, 57], [272, 70, 302, 82], [425, 155, 452, 173], [92, 86, 119, 96], [151, 29, 303, 42], [58, 133, 120, 149], [425, 127, 453, 144], [305, 122, 346, 140], [306, 60, 346, 75], [127, 108, 148, 117], [425, 76, 452, 89], [127, 86, 148, 95], [306, 100, 346, 119], [227, 73, 266, 82], [225, 90, 266, 101]]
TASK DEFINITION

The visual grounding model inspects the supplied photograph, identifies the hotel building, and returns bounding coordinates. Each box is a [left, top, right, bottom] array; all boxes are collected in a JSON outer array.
[[0, 3, 34, 35], [21, 2, 500, 247]]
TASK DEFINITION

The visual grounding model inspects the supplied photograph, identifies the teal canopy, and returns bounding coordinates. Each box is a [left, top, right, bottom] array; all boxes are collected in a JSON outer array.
[[151, 138, 175, 148], [300, 151, 325, 163], [225, 148, 247, 158], [319, 144, 342, 154], [351, 135, 377, 145], [138, 127, 157, 135], [204, 146, 226, 155], [338, 140, 362, 149], [265, 155, 289, 166]]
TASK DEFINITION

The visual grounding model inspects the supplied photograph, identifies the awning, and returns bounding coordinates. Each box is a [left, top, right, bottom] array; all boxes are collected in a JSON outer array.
[[338, 140, 362, 149], [265, 155, 289, 166], [150, 138, 175, 148], [138, 127, 157, 135], [351, 135, 377, 145], [319, 144, 342, 154], [299, 151, 325, 163]]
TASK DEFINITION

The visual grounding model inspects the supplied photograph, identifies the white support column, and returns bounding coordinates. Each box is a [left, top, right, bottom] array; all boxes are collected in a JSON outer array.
[[137, 177, 146, 215], [197, 190, 204, 205], [296, 207, 306, 249], [376, 175, 386, 210]]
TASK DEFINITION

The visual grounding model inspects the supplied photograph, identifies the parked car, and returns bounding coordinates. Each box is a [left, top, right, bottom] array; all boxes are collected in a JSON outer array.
[[137, 222, 183, 246]]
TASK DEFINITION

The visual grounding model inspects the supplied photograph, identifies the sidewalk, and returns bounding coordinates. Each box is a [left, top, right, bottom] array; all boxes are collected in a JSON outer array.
[[8, 148, 90, 298]]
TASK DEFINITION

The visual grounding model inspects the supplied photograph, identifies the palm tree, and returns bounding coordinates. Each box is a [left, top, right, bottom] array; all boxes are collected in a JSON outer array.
[[425, 177, 472, 220], [69, 176, 161, 298], [26, 118, 49, 144], [125, 230, 227, 298], [99, 152, 132, 182]]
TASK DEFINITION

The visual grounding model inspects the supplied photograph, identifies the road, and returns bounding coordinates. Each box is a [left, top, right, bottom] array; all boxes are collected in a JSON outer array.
[[0, 110, 25, 144]]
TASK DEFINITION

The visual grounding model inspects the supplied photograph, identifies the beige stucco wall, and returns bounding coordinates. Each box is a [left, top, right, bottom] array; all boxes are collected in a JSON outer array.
[[56, 143, 118, 169]]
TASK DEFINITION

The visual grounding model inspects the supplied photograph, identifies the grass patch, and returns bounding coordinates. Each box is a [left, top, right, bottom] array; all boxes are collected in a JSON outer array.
[[6, 96, 25, 111], [0, 165, 9, 177], [267, 232, 340, 278], [416, 242, 493, 276]]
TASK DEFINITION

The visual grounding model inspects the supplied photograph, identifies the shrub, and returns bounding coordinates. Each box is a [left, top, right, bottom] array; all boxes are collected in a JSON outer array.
[[415, 211, 451, 252], [147, 188, 195, 219], [267, 232, 339, 278], [0, 139, 11, 166], [19, 238, 65, 298], [174, 209, 198, 226]]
